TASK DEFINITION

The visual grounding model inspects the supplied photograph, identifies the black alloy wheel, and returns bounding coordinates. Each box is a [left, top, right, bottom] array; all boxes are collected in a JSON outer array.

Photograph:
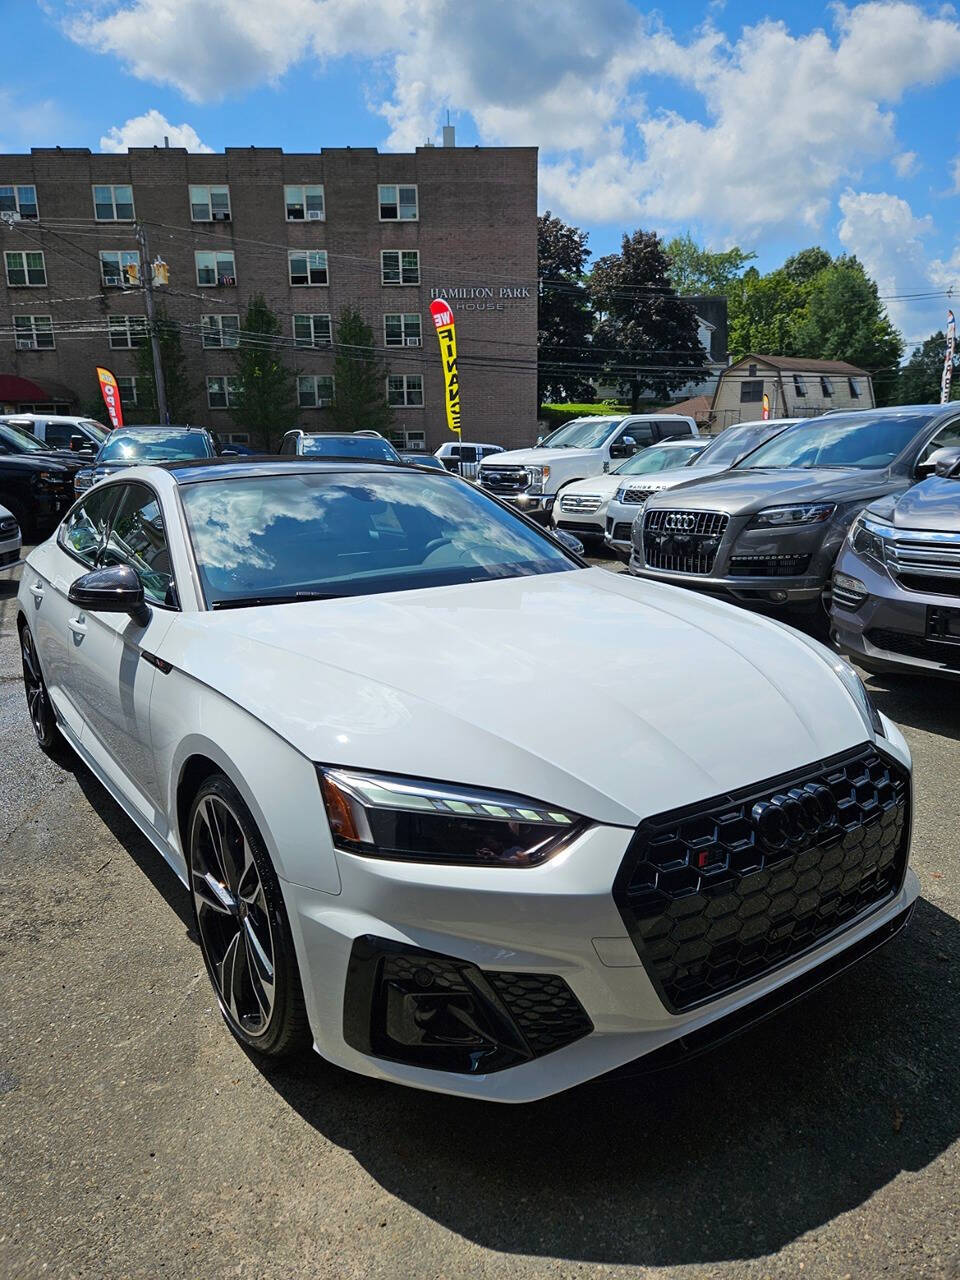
[[19, 623, 63, 755], [188, 775, 309, 1059]]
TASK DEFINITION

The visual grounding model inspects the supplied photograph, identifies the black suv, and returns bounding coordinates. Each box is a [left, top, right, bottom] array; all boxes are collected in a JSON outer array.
[[0, 420, 82, 537], [629, 405, 960, 618]]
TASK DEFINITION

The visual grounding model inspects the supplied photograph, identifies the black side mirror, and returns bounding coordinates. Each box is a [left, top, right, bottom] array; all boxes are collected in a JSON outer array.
[[68, 565, 149, 625]]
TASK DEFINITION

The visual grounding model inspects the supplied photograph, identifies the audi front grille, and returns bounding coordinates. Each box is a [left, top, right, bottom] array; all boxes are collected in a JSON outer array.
[[642, 508, 728, 575], [613, 744, 910, 1012]]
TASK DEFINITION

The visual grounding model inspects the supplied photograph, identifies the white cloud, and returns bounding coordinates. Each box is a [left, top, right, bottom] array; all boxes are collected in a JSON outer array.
[[99, 109, 213, 153], [64, 1, 960, 238], [893, 150, 918, 178]]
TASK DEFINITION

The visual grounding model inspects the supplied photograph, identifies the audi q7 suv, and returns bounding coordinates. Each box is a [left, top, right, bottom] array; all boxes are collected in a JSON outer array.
[[629, 406, 960, 618]]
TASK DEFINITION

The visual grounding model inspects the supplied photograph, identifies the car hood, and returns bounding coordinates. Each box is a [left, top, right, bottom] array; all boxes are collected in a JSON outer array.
[[878, 475, 960, 532], [162, 569, 869, 827], [613, 463, 729, 494], [1, 454, 74, 475], [561, 473, 623, 498], [644, 466, 887, 515], [483, 447, 597, 468]]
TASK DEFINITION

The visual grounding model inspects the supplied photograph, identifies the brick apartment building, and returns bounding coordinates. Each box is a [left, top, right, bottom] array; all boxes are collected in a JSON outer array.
[[0, 138, 538, 450]]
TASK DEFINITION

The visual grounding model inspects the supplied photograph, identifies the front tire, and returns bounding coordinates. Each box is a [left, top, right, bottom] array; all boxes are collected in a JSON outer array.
[[19, 622, 65, 757], [188, 775, 310, 1060]]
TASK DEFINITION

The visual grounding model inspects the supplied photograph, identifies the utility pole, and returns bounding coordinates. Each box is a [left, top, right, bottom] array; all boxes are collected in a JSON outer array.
[[136, 222, 169, 422]]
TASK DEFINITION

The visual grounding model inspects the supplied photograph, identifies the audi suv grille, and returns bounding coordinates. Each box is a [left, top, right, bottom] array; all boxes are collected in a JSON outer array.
[[642, 508, 728, 575], [613, 744, 910, 1012]]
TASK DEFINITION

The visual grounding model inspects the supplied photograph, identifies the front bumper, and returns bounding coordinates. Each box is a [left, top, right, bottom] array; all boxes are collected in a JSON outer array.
[[552, 504, 609, 537], [0, 531, 23, 568], [604, 498, 644, 554], [629, 511, 838, 607], [480, 488, 555, 522], [831, 544, 960, 680], [281, 730, 917, 1102]]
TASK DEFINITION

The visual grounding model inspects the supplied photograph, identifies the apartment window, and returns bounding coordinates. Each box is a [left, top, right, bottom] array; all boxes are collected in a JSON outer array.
[[793, 374, 806, 396], [13, 315, 54, 350], [378, 183, 418, 221], [5, 250, 46, 286], [207, 375, 241, 409], [387, 374, 423, 407], [190, 185, 231, 222], [0, 184, 39, 220], [288, 250, 328, 286], [848, 377, 861, 398], [108, 315, 148, 349], [384, 313, 422, 347], [293, 314, 332, 348], [196, 250, 237, 286], [820, 376, 833, 397], [381, 249, 420, 285], [100, 250, 140, 287], [740, 379, 763, 404], [93, 184, 135, 221], [298, 375, 335, 407], [401, 429, 426, 450], [201, 314, 240, 348], [116, 376, 139, 407], [285, 184, 325, 221]]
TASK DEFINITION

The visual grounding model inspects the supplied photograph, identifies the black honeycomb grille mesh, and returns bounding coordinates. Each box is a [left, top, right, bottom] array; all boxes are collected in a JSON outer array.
[[485, 972, 593, 1056], [614, 745, 910, 1012]]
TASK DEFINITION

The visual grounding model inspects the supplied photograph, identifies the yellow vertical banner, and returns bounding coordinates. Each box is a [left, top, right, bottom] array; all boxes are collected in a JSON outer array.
[[429, 298, 461, 435]]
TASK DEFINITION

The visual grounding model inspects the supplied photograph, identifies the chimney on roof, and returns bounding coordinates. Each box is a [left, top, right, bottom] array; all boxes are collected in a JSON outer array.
[[442, 124, 455, 147], [164, 135, 169, 148]]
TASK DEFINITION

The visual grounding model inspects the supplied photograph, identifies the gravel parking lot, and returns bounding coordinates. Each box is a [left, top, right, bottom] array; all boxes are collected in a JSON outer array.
[[1, 550, 957, 1280]]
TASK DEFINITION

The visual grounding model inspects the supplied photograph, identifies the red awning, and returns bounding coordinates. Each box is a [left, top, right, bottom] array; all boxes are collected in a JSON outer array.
[[0, 374, 51, 401]]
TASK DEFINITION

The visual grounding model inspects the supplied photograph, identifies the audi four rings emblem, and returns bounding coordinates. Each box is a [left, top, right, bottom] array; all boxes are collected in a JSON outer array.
[[663, 513, 697, 532], [751, 784, 838, 852]]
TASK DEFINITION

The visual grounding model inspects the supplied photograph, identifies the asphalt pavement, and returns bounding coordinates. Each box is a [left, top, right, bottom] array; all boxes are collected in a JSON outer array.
[[0, 550, 957, 1280]]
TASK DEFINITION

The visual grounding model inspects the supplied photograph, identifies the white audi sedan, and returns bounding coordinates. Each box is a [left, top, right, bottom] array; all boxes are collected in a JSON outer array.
[[17, 459, 918, 1102]]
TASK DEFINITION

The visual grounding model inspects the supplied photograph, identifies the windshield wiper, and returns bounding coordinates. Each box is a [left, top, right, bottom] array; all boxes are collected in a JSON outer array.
[[213, 591, 345, 609]]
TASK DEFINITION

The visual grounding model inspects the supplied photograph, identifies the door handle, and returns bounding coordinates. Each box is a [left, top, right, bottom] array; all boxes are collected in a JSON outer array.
[[28, 582, 44, 600], [67, 616, 87, 636]]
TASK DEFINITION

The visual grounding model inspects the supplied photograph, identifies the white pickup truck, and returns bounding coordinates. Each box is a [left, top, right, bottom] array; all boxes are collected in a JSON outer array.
[[477, 413, 699, 521]]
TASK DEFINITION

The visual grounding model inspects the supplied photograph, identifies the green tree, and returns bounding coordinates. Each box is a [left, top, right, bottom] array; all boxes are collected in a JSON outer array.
[[896, 331, 960, 405], [231, 293, 300, 449], [590, 229, 706, 410], [790, 256, 903, 403], [537, 211, 595, 406], [728, 266, 805, 360], [133, 306, 197, 422], [330, 307, 394, 433], [665, 233, 756, 298]]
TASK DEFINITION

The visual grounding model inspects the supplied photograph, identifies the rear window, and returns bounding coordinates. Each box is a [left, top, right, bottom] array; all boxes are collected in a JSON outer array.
[[300, 435, 399, 461], [98, 430, 214, 463]]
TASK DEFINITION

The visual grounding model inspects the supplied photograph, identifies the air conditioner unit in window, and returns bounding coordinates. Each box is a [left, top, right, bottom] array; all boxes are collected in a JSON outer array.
[[307, 209, 323, 220], [104, 275, 122, 286], [404, 337, 422, 347], [213, 211, 231, 221], [317, 398, 333, 407], [16, 339, 34, 350]]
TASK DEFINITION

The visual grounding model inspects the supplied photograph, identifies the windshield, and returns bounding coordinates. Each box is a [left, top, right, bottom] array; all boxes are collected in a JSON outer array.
[[300, 435, 400, 461], [180, 470, 577, 607], [537, 417, 622, 449], [81, 419, 109, 443], [612, 443, 704, 475], [735, 414, 931, 470], [98, 430, 213, 463], [0, 423, 48, 452], [699, 422, 793, 468]]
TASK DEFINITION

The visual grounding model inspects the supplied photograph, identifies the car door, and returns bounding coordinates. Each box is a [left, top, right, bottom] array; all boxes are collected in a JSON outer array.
[[607, 420, 654, 469], [63, 481, 178, 812], [915, 419, 960, 475], [29, 483, 122, 740]]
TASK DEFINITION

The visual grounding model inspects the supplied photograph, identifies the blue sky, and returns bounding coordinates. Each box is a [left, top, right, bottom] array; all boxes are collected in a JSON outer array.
[[6, 1, 960, 348]]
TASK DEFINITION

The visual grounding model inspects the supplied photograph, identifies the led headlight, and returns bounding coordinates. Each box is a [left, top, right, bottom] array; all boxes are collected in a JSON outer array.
[[849, 513, 892, 564], [525, 465, 549, 494], [318, 768, 586, 866], [830, 658, 885, 738], [751, 503, 836, 528]]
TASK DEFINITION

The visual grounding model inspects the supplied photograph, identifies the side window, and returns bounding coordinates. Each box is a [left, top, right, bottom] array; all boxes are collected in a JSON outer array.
[[101, 483, 177, 607], [280, 435, 296, 455], [43, 421, 75, 449], [917, 422, 960, 465], [622, 423, 654, 446], [58, 486, 118, 566], [656, 420, 691, 440]]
